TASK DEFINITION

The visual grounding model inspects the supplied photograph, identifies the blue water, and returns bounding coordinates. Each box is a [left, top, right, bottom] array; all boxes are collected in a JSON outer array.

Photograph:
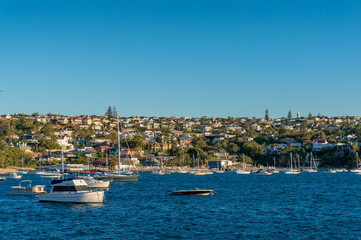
[[1, 172, 361, 239]]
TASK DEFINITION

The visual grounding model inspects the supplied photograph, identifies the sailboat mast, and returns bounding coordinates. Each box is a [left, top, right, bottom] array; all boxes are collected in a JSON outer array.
[[290, 152, 293, 170], [117, 115, 121, 174], [106, 149, 108, 171], [61, 150, 64, 174], [297, 155, 300, 171]]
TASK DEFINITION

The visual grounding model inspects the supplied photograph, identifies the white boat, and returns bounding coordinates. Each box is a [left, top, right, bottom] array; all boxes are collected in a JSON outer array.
[[284, 170, 300, 175], [0, 176, 6, 182], [254, 170, 272, 176], [106, 116, 140, 182], [237, 155, 250, 174], [271, 157, 279, 173], [305, 152, 318, 173], [7, 173, 22, 179], [10, 180, 46, 196], [189, 171, 206, 176], [204, 171, 213, 175], [41, 172, 61, 178], [39, 179, 105, 203], [176, 170, 188, 173], [213, 170, 224, 173], [77, 175, 110, 189], [327, 169, 336, 173], [284, 153, 300, 175], [151, 170, 166, 175], [35, 170, 46, 175], [236, 169, 251, 174]]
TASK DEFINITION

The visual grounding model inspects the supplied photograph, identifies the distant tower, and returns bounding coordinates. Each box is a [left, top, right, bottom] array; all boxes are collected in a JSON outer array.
[[297, 112, 300, 118]]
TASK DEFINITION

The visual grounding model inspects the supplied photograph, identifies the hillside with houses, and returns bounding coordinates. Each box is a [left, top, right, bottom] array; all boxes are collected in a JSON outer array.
[[0, 110, 360, 170]]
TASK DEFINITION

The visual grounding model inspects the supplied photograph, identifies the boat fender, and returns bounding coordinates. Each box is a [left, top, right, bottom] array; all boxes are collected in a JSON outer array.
[[90, 190, 92, 192]]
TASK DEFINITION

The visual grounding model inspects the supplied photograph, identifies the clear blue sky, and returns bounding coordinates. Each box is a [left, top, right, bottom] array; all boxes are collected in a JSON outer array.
[[1, 0, 360, 118]]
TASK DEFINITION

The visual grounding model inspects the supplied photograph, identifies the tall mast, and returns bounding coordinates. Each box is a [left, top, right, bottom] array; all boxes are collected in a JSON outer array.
[[117, 115, 121, 175], [106, 149, 108, 171]]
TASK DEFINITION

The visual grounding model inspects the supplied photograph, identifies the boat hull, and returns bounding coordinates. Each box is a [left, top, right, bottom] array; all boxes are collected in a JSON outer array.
[[95, 174, 139, 182], [39, 191, 104, 203], [171, 190, 213, 196]]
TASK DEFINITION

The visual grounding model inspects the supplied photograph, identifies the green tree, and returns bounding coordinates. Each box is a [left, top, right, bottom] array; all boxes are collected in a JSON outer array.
[[106, 106, 113, 119], [265, 109, 269, 120], [308, 112, 313, 120], [226, 142, 238, 154], [191, 136, 207, 149], [287, 110, 292, 120]]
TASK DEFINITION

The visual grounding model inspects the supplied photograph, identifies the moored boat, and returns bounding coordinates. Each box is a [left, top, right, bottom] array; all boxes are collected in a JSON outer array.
[[10, 180, 46, 196], [171, 189, 213, 196], [39, 179, 105, 203], [254, 170, 272, 176], [236, 169, 251, 175], [7, 173, 22, 179]]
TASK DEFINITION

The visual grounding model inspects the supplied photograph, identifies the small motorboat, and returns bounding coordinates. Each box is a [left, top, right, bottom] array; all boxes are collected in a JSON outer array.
[[254, 170, 272, 176], [236, 169, 251, 175], [171, 189, 213, 196], [10, 180, 46, 196], [7, 173, 22, 179]]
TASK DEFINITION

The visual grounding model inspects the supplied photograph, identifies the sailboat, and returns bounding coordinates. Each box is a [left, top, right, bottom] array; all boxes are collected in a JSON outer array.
[[213, 160, 224, 173], [271, 157, 279, 173], [305, 152, 317, 172], [350, 152, 361, 173], [284, 152, 300, 174], [189, 152, 206, 175], [96, 116, 139, 181], [236, 155, 250, 174]]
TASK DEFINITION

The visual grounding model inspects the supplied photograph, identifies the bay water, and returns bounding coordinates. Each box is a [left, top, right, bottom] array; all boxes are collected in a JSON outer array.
[[1, 172, 361, 239]]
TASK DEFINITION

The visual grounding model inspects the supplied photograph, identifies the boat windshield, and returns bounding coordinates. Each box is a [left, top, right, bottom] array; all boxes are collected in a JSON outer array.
[[53, 186, 88, 192]]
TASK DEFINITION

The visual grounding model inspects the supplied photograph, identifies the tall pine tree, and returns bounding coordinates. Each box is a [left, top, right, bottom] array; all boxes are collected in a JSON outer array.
[[287, 110, 292, 120], [106, 106, 113, 120], [265, 109, 269, 120]]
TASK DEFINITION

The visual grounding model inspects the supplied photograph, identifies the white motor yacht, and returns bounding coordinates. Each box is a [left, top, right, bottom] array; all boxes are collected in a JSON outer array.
[[10, 180, 46, 196], [39, 179, 105, 203]]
